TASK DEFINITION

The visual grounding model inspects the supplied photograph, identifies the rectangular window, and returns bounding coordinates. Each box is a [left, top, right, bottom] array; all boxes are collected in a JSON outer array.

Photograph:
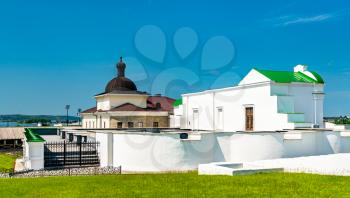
[[128, 122, 134, 128], [245, 107, 254, 131], [117, 122, 123, 128], [138, 122, 143, 128], [103, 122, 106, 128], [153, 122, 159, 128]]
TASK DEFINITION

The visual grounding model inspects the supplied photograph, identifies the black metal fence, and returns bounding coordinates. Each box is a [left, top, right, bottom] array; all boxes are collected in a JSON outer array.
[[44, 141, 100, 168]]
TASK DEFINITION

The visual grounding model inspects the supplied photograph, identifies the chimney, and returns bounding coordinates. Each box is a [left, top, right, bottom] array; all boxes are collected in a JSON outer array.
[[294, 64, 308, 73]]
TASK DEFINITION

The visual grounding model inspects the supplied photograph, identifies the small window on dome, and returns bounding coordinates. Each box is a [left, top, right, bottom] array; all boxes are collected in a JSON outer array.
[[155, 103, 161, 109]]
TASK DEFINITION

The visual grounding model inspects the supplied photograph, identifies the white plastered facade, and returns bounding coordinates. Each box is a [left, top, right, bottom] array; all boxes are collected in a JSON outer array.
[[176, 67, 324, 131]]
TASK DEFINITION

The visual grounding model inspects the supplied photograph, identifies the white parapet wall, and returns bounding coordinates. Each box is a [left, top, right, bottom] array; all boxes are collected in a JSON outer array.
[[199, 154, 350, 176], [93, 130, 350, 172], [24, 141, 44, 170]]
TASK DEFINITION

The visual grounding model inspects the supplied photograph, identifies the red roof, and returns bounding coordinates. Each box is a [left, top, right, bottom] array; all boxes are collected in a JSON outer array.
[[147, 96, 175, 112], [110, 103, 160, 111], [81, 107, 97, 113]]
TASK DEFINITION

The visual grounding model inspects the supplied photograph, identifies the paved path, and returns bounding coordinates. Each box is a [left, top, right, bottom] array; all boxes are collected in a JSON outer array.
[[250, 153, 350, 176]]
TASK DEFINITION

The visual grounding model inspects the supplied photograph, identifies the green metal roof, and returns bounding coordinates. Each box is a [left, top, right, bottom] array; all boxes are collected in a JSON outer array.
[[24, 128, 45, 142], [255, 69, 324, 84], [310, 71, 325, 83], [173, 98, 183, 107]]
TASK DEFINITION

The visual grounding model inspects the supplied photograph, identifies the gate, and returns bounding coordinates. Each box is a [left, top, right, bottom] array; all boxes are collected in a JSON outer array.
[[44, 141, 100, 168]]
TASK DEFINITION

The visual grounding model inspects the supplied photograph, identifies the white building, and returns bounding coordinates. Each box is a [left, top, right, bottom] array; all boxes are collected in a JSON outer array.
[[81, 57, 175, 129], [174, 65, 325, 131], [23, 63, 350, 173]]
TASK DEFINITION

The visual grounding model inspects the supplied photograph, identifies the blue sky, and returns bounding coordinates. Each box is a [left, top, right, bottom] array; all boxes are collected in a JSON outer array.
[[0, 0, 349, 116]]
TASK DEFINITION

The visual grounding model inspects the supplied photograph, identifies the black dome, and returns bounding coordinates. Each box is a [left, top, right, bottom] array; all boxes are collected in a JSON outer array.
[[105, 77, 137, 92], [105, 57, 137, 92]]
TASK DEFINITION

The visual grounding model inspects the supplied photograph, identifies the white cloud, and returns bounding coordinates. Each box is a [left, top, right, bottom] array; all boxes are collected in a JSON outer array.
[[265, 11, 348, 27], [281, 14, 333, 26]]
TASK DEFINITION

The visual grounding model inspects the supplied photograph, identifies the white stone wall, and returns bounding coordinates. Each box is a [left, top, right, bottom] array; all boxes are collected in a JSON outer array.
[[24, 142, 44, 170], [110, 133, 216, 172], [94, 130, 350, 172], [96, 132, 109, 167]]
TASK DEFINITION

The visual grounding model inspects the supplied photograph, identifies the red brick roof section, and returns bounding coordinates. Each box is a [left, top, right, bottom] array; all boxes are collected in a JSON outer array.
[[110, 103, 150, 111], [81, 106, 97, 113], [147, 96, 175, 112]]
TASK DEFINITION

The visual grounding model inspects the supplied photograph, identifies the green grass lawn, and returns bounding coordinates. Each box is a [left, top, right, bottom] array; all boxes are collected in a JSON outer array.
[[1, 172, 350, 197], [0, 152, 18, 172]]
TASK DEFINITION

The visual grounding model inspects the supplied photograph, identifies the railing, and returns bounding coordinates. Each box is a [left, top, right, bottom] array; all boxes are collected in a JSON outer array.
[[44, 141, 100, 168]]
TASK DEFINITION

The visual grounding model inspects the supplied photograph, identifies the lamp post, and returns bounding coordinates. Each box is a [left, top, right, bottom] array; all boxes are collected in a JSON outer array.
[[65, 105, 70, 126]]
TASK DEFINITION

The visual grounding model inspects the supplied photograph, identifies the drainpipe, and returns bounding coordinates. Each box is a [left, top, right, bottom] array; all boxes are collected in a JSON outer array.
[[312, 83, 325, 128], [212, 92, 215, 131]]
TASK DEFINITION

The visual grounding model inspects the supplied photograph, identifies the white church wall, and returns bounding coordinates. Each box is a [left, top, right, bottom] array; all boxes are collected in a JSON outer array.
[[82, 115, 110, 129], [238, 69, 270, 85], [271, 84, 289, 96], [288, 83, 324, 127], [184, 92, 214, 130], [182, 83, 292, 131], [96, 94, 148, 110], [82, 115, 97, 128], [170, 105, 183, 128], [181, 81, 325, 132], [96, 97, 110, 111], [95, 115, 110, 128], [169, 115, 181, 128]]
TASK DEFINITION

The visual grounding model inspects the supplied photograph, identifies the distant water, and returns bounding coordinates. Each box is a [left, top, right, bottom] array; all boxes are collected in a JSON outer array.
[[0, 122, 36, 127]]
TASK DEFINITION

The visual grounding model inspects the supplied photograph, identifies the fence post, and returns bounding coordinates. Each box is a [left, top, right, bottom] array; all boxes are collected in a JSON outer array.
[[79, 142, 82, 166], [63, 141, 66, 166]]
